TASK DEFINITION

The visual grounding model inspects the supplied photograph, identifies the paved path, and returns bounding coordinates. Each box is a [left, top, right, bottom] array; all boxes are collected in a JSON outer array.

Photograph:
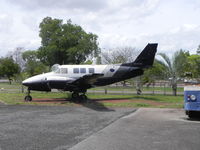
[[70, 108, 200, 150]]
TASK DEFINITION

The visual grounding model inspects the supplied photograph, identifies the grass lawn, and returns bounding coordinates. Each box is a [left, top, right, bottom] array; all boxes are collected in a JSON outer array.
[[88, 94, 183, 108], [0, 91, 184, 108], [0, 82, 184, 108], [0, 82, 22, 89]]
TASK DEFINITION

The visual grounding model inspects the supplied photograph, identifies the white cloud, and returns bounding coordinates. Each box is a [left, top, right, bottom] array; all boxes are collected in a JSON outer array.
[[0, 0, 200, 57], [6, 0, 107, 11]]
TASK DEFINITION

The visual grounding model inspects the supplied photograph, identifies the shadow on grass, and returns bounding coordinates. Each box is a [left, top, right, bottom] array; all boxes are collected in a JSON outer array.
[[92, 95, 161, 102], [32, 98, 68, 103], [31, 98, 114, 112], [82, 99, 115, 112]]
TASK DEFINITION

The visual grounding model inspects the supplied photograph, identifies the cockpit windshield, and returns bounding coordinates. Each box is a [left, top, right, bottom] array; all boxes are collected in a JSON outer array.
[[51, 64, 60, 73]]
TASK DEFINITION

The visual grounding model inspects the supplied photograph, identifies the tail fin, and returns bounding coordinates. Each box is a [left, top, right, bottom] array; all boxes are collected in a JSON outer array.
[[122, 43, 158, 68]]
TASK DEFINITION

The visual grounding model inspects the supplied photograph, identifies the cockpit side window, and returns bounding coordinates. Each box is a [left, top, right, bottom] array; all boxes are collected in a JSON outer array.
[[80, 68, 86, 73], [61, 68, 68, 74], [55, 68, 60, 73], [73, 68, 79, 73], [89, 68, 95, 73]]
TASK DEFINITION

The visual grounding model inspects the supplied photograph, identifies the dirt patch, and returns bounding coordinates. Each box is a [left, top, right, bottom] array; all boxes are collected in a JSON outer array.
[[98, 99, 170, 106], [32, 98, 69, 103], [29, 98, 171, 107]]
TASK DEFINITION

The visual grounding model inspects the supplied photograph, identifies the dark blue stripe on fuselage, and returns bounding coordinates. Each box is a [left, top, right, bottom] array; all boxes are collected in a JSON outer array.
[[94, 66, 143, 86]]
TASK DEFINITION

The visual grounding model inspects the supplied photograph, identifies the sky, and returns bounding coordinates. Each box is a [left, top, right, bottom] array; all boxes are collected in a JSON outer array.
[[0, 0, 200, 57]]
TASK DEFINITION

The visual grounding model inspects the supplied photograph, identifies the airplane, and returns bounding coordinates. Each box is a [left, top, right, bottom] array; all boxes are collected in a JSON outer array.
[[22, 43, 158, 101]]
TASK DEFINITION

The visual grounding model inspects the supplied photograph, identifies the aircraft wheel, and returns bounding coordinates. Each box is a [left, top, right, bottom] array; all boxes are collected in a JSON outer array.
[[24, 96, 32, 101], [72, 92, 79, 99], [80, 94, 87, 101]]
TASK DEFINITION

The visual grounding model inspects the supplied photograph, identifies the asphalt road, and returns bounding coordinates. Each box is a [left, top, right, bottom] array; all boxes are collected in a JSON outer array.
[[0, 105, 200, 150], [0, 105, 135, 150]]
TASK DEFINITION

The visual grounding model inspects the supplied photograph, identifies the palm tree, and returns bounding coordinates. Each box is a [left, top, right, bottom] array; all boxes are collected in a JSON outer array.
[[158, 50, 189, 96]]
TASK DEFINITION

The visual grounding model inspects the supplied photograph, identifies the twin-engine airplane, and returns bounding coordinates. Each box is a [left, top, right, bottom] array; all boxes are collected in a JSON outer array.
[[22, 43, 158, 101]]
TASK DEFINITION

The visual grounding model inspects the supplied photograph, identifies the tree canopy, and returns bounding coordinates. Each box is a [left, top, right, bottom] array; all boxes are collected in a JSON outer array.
[[142, 59, 167, 84], [22, 50, 48, 76], [0, 57, 20, 83], [38, 17, 100, 66], [186, 54, 200, 78], [157, 50, 190, 95]]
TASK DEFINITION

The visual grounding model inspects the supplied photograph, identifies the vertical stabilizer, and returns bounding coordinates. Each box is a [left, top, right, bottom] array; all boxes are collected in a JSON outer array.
[[122, 43, 158, 68]]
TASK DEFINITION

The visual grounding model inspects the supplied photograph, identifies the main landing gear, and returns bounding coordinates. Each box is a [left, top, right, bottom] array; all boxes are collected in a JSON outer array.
[[24, 89, 32, 101], [71, 92, 88, 103]]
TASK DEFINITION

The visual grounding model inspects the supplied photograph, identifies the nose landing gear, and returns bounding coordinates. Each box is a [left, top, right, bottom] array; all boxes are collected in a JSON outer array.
[[24, 89, 32, 101]]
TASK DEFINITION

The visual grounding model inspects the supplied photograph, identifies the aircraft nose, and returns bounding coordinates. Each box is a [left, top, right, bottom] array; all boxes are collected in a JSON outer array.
[[22, 79, 32, 86], [22, 75, 44, 87]]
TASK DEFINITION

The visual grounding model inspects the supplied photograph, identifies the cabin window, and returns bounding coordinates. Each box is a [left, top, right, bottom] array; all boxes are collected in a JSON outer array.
[[73, 68, 79, 73], [80, 68, 86, 73], [61, 68, 68, 74], [89, 68, 95, 73]]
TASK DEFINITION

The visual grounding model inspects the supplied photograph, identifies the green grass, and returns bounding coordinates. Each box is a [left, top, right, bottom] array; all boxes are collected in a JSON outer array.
[[0, 92, 183, 108], [101, 102, 152, 107], [0, 82, 184, 108], [0, 82, 21, 89], [88, 94, 183, 103], [90, 94, 183, 108], [0, 92, 68, 105], [130, 95, 183, 103]]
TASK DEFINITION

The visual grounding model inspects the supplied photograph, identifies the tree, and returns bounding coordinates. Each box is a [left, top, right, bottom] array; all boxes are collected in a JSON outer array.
[[186, 54, 200, 78], [102, 47, 140, 90], [188, 45, 200, 78], [158, 50, 189, 96], [38, 17, 100, 66], [22, 50, 48, 76], [196, 45, 200, 54], [142, 59, 167, 85], [0, 57, 20, 84], [6, 47, 25, 72], [101, 47, 137, 64]]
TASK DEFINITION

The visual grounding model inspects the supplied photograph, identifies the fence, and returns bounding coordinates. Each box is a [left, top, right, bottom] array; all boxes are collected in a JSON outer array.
[[88, 81, 184, 96], [0, 80, 184, 96]]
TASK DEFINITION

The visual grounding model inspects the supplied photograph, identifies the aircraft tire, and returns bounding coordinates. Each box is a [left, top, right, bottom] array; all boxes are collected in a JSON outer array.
[[24, 96, 32, 101], [80, 94, 87, 101], [72, 93, 79, 99]]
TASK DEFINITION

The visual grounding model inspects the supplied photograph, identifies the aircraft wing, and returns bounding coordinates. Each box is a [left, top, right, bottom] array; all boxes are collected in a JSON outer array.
[[70, 73, 104, 85]]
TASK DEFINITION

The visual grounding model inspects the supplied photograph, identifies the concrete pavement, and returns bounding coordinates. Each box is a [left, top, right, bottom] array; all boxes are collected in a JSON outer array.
[[70, 108, 200, 150]]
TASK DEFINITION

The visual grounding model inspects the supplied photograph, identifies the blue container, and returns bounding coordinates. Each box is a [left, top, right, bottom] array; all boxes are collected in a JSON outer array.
[[184, 86, 200, 118]]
